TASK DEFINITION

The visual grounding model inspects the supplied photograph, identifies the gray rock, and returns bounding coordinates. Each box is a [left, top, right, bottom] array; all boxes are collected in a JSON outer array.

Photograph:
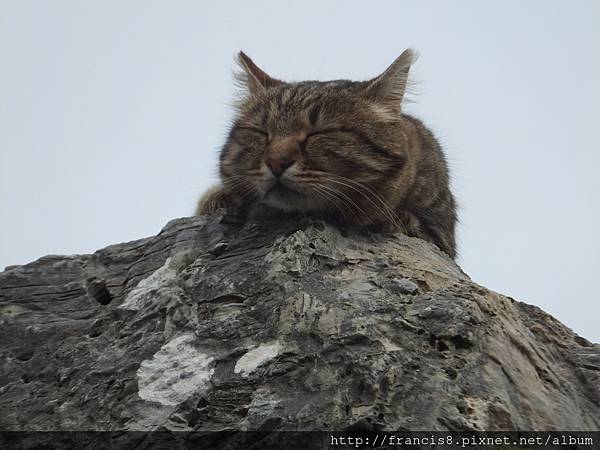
[[0, 215, 598, 432]]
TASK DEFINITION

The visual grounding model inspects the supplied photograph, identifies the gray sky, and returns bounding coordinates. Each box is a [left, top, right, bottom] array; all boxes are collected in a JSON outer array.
[[1, 1, 598, 342]]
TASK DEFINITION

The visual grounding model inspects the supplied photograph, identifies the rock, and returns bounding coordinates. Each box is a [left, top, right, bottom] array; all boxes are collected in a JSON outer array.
[[0, 214, 599, 435]]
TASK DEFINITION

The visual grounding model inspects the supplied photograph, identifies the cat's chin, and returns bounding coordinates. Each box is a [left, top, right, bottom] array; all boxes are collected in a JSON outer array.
[[262, 183, 316, 212]]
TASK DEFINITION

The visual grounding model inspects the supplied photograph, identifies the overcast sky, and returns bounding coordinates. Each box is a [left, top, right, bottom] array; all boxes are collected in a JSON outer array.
[[1, 1, 598, 342]]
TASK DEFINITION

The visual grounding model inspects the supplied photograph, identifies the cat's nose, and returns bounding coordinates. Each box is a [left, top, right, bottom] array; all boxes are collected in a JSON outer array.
[[266, 157, 295, 177], [265, 135, 300, 177]]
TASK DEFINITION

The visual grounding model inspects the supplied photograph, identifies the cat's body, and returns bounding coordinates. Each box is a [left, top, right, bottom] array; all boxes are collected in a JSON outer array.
[[197, 50, 457, 258]]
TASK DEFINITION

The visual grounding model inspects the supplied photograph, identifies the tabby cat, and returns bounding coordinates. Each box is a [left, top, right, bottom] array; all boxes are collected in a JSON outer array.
[[196, 49, 457, 258]]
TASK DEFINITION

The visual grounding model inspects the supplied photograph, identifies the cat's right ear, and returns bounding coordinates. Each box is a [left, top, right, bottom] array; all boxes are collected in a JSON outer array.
[[236, 51, 281, 94]]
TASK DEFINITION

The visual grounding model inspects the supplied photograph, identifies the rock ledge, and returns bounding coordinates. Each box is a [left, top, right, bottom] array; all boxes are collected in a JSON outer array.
[[0, 215, 598, 431]]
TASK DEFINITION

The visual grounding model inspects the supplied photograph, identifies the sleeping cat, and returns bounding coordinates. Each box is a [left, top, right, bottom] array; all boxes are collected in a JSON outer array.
[[196, 49, 458, 259]]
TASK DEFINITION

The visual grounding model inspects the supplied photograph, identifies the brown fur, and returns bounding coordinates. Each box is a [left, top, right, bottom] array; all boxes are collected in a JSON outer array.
[[197, 50, 457, 258]]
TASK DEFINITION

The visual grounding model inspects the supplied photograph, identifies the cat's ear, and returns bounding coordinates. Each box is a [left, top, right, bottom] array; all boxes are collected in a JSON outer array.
[[364, 48, 416, 107], [236, 51, 281, 94]]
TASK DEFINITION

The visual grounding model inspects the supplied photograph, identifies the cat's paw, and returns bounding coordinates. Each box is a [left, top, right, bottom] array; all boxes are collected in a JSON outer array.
[[195, 185, 230, 216]]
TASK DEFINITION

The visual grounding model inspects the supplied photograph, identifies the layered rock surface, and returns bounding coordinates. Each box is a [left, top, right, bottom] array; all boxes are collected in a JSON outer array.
[[1, 215, 599, 432]]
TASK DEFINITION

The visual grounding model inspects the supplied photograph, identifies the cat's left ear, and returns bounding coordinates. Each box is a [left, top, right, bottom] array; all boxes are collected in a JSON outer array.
[[236, 51, 282, 94], [364, 48, 416, 107]]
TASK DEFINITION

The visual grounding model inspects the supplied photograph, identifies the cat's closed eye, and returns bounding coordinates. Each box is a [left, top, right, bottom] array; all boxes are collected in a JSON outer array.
[[306, 128, 353, 139], [236, 126, 268, 138]]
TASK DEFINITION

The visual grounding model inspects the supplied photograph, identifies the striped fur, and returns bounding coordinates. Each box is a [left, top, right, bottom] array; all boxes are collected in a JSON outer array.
[[197, 50, 457, 258]]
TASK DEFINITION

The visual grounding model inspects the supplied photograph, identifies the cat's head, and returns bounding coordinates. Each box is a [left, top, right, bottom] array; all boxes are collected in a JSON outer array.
[[219, 49, 416, 225]]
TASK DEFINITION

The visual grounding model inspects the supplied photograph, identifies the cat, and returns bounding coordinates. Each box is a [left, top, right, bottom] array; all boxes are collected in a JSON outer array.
[[196, 49, 458, 259]]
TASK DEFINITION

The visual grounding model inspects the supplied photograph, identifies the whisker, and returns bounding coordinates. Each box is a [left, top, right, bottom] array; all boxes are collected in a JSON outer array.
[[311, 184, 348, 219], [326, 176, 402, 229], [316, 183, 365, 223]]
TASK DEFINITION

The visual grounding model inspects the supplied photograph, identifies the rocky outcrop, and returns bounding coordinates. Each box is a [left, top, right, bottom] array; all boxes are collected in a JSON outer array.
[[1, 215, 599, 434]]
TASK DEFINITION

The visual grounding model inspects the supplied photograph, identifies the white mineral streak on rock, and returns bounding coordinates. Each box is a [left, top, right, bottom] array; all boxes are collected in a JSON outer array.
[[379, 337, 402, 352], [137, 334, 214, 406], [246, 389, 280, 425], [234, 341, 282, 377], [120, 257, 176, 310]]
